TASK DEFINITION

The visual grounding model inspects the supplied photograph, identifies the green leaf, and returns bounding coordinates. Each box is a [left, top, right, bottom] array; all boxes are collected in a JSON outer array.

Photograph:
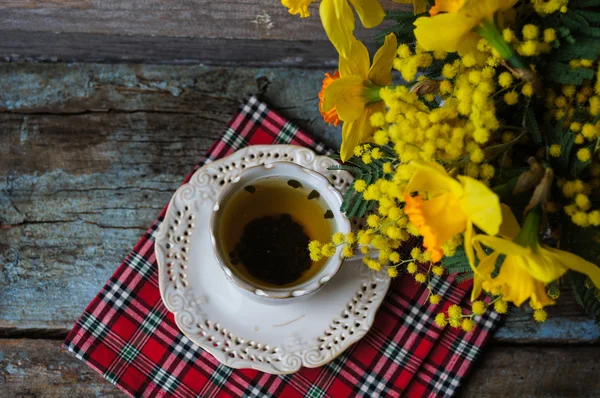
[[569, 271, 600, 326], [376, 12, 420, 45], [574, 10, 600, 26], [442, 249, 473, 275], [328, 164, 363, 175], [569, 0, 600, 8], [340, 179, 358, 214], [384, 11, 414, 21], [544, 61, 596, 84], [348, 173, 372, 218], [562, 13, 600, 37], [524, 107, 543, 144], [560, 131, 576, 171], [455, 272, 475, 284], [554, 38, 600, 61]]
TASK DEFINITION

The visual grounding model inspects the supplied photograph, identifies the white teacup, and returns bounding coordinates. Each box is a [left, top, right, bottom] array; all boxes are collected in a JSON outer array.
[[209, 162, 351, 304]]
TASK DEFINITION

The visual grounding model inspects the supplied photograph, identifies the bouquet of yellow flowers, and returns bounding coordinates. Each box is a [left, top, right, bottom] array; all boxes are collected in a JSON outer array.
[[283, 0, 600, 330]]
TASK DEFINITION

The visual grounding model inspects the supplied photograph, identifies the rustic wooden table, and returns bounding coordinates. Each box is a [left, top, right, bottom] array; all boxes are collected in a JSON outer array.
[[1, 1, 599, 397]]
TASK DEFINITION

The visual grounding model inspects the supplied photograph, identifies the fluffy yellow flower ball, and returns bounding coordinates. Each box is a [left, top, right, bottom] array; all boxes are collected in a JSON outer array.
[[549, 144, 561, 157], [354, 179, 367, 192], [543, 28, 556, 43], [342, 246, 354, 258], [430, 294, 441, 305], [533, 309, 548, 323], [461, 318, 476, 332], [504, 91, 519, 105], [577, 148, 591, 162], [472, 301, 486, 316], [522, 24, 539, 40], [415, 273, 427, 283], [498, 72, 513, 88], [434, 313, 447, 328], [448, 304, 462, 319], [321, 243, 336, 257], [588, 210, 600, 226], [575, 194, 591, 210], [494, 300, 508, 314], [405, 262, 416, 274]]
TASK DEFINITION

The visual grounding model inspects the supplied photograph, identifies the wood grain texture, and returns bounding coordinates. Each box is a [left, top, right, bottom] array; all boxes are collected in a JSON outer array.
[[1, 339, 598, 397], [0, 0, 406, 65], [1, 31, 342, 67], [0, 62, 598, 343]]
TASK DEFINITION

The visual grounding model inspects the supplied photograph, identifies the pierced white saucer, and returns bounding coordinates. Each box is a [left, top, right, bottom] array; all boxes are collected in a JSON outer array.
[[155, 145, 391, 374]]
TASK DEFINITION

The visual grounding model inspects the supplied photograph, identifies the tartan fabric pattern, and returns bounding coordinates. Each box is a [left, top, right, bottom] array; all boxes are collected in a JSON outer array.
[[64, 95, 502, 398]]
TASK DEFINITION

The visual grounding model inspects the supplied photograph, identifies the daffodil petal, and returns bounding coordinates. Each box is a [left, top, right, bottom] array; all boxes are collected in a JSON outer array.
[[322, 76, 365, 121], [339, 39, 370, 79], [414, 12, 474, 53], [360, 103, 381, 142], [413, 0, 428, 14], [349, 0, 385, 28], [520, 249, 566, 283], [457, 176, 502, 237], [320, 0, 356, 59], [392, 0, 428, 14], [471, 250, 500, 301], [281, 0, 316, 18], [406, 160, 463, 197], [543, 247, 600, 288], [368, 33, 397, 86], [464, 220, 475, 269], [339, 117, 361, 162], [499, 204, 520, 239], [473, 235, 530, 256]]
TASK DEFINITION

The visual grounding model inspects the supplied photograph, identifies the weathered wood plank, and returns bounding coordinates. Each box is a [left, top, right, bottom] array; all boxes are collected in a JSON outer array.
[[459, 344, 600, 398], [1, 31, 342, 67], [0, 339, 123, 397], [1, 339, 598, 397], [0, 1, 406, 65], [0, 62, 598, 342]]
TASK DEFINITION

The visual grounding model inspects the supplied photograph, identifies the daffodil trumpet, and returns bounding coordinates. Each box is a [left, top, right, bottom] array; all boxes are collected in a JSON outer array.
[[319, 34, 398, 162], [414, 0, 542, 96], [471, 206, 600, 308]]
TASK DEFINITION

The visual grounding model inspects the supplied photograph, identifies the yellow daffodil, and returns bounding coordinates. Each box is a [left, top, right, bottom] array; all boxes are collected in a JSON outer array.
[[281, 0, 385, 59], [404, 161, 502, 263], [414, 0, 516, 55], [320, 34, 397, 161], [471, 207, 600, 308]]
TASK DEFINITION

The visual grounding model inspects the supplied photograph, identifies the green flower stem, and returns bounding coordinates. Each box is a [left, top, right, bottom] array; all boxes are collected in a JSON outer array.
[[363, 83, 384, 105], [476, 19, 524, 68], [476, 18, 543, 96], [515, 206, 542, 248]]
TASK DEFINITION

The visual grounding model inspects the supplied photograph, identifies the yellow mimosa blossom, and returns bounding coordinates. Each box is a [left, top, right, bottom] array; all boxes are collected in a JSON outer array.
[[404, 161, 502, 263], [414, 0, 517, 54], [321, 34, 398, 161], [471, 208, 600, 308]]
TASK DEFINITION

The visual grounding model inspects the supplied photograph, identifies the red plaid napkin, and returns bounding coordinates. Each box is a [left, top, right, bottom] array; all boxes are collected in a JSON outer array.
[[64, 95, 502, 398]]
